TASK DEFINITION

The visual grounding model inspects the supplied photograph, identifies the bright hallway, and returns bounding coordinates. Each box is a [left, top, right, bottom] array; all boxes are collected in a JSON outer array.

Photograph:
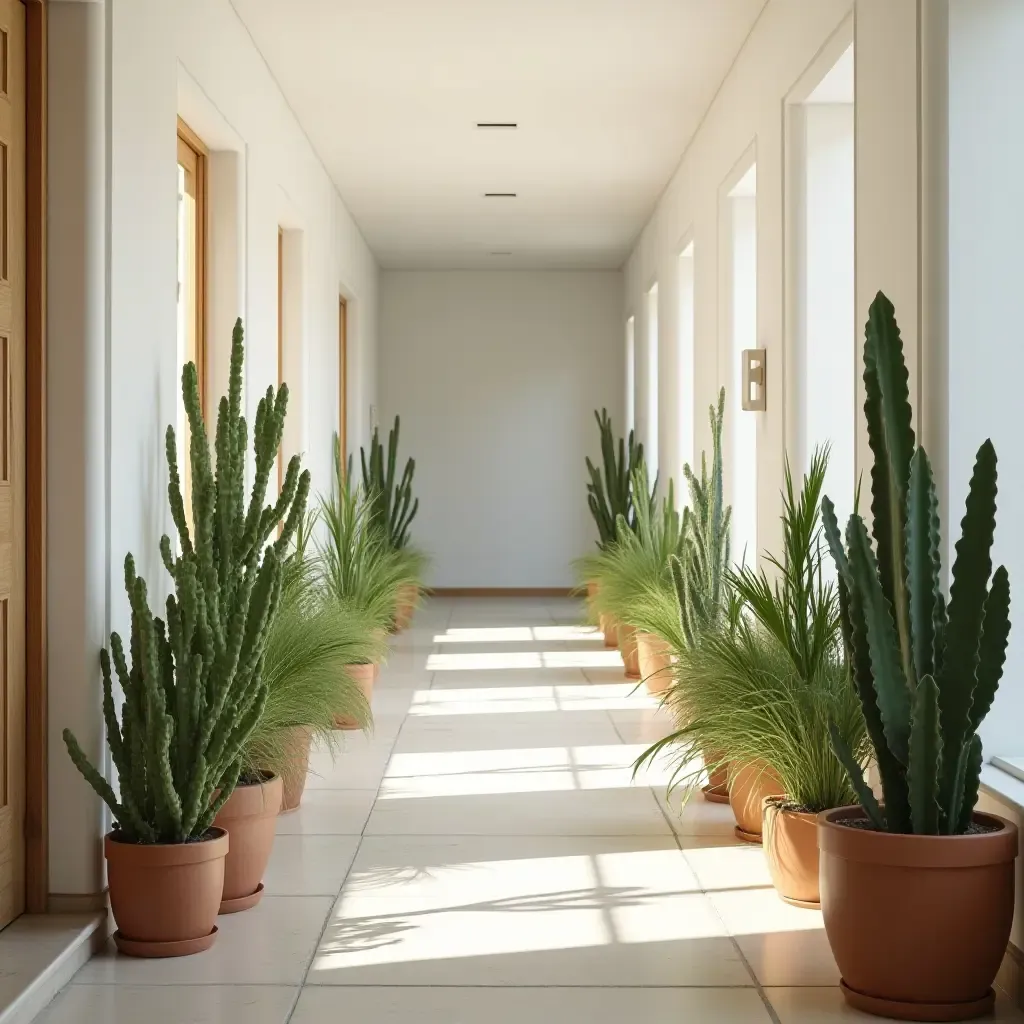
[[33, 594, 999, 1024], [4, 1, 1024, 1022]]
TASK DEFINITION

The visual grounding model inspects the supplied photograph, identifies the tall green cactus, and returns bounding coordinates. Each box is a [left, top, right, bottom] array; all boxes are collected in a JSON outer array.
[[824, 292, 1010, 835], [361, 415, 418, 550], [674, 388, 733, 648], [586, 409, 645, 547], [62, 319, 310, 844]]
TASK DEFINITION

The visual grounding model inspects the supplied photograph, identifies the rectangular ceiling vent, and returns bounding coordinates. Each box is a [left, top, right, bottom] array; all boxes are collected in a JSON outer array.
[[490, 251, 513, 256], [476, 122, 518, 129], [483, 192, 517, 198]]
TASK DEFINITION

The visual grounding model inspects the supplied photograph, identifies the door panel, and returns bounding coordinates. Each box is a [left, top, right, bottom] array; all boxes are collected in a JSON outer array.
[[0, 0, 26, 933]]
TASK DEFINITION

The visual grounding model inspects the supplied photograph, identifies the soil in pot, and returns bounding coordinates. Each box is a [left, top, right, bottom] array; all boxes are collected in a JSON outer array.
[[106, 827, 227, 957], [393, 582, 419, 632], [762, 797, 820, 907], [213, 772, 283, 914], [728, 760, 784, 843], [336, 662, 375, 730], [818, 807, 1018, 1021], [278, 725, 314, 813], [636, 631, 672, 694], [702, 749, 731, 804], [619, 626, 641, 680]]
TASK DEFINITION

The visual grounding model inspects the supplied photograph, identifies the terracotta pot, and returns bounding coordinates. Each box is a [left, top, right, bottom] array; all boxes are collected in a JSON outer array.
[[600, 613, 619, 649], [213, 773, 283, 914], [618, 625, 640, 680], [728, 760, 784, 843], [635, 631, 672, 694], [702, 749, 731, 803], [372, 627, 388, 681], [336, 662, 375, 730], [818, 807, 1018, 1021], [763, 797, 820, 907], [278, 725, 314, 813], [105, 827, 227, 957], [393, 582, 419, 632]]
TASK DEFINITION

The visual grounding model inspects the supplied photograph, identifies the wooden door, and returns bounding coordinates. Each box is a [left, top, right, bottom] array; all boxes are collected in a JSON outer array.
[[0, 0, 27, 933], [338, 297, 347, 470]]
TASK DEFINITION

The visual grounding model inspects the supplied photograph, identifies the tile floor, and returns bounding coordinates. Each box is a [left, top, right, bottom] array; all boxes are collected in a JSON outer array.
[[32, 597, 1024, 1022]]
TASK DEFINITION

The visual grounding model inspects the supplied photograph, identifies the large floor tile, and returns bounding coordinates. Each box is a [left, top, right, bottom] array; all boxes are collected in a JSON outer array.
[[292, 985, 771, 1023], [78, 897, 333, 986], [37, 985, 298, 1024], [364, 785, 673, 836], [766, 986, 1024, 1022], [309, 890, 747, 986], [392, 716, 623, 753], [264, 835, 361, 897], [343, 834, 700, 904], [275, 789, 378, 836], [305, 740, 393, 790], [657, 788, 739, 836], [709, 887, 840, 986], [681, 836, 772, 891]]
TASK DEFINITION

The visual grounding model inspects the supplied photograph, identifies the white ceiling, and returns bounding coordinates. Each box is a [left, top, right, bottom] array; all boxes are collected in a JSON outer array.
[[232, 0, 768, 269]]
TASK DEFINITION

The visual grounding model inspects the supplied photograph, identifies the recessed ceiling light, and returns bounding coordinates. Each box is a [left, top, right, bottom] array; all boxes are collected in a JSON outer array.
[[483, 192, 517, 198], [476, 122, 518, 129]]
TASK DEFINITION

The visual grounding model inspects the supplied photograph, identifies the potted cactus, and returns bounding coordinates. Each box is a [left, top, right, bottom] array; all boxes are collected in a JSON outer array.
[[819, 292, 1017, 1020], [319, 448, 398, 725], [360, 416, 424, 630], [62, 320, 309, 953], [580, 409, 646, 649]]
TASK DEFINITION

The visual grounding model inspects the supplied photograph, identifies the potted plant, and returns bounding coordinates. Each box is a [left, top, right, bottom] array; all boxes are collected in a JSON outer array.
[[668, 449, 868, 885], [360, 416, 425, 630], [318, 449, 401, 725], [820, 292, 1017, 1020], [244, 530, 375, 813], [579, 409, 645, 649], [62, 319, 308, 953], [587, 463, 676, 690]]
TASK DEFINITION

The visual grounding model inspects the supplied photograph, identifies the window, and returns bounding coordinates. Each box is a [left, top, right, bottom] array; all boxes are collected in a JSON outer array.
[[646, 284, 659, 475], [625, 316, 636, 436], [724, 163, 757, 568], [176, 118, 207, 521], [789, 43, 855, 526], [339, 297, 348, 469], [678, 243, 695, 478]]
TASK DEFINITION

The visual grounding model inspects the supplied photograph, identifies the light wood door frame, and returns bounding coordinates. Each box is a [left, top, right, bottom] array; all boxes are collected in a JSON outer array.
[[1, 0, 45, 927], [338, 297, 347, 470], [23, 0, 47, 918], [176, 116, 207, 413]]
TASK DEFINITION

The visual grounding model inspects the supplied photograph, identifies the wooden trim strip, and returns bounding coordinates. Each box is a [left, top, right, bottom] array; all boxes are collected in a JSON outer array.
[[24, 0, 48, 917]]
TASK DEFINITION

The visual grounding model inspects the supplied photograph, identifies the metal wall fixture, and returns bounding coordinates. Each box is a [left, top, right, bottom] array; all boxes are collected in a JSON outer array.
[[741, 348, 767, 411]]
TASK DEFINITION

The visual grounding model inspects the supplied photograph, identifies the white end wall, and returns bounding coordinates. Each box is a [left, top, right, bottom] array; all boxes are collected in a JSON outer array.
[[47, 0, 378, 897], [379, 271, 623, 589]]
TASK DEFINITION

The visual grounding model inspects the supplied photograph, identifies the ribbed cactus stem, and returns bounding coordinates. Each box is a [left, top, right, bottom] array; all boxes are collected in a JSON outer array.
[[361, 415, 419, 549], [826, 292, 1010, 835], [62, 318, 309, 844]]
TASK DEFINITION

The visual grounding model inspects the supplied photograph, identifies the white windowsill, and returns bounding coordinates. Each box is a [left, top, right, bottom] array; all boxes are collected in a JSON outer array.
[[981, 758, 1024, 814]]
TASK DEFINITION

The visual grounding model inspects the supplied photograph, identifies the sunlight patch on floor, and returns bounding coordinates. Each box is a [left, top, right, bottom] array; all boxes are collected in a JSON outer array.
[[426, 650, 623, 672], [432, 625, 603, 644]]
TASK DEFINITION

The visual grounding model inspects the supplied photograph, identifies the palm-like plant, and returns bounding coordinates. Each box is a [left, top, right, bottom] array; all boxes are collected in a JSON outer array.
[[635, 447, 868, 814], [317, 448, 414, 643]]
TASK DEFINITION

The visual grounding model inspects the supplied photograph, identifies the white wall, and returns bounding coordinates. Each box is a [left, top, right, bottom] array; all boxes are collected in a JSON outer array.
[[379, 271, 623, 588], [47, 0, 378, 897], [948, 0, 1024, 761], [625, 0, 923, 569]]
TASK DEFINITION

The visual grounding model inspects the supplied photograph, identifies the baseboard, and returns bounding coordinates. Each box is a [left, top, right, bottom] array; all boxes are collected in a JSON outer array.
[[428, 587, 576, 598], [47, 890, 108, 915], [997, 942, 1024, 1010]]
